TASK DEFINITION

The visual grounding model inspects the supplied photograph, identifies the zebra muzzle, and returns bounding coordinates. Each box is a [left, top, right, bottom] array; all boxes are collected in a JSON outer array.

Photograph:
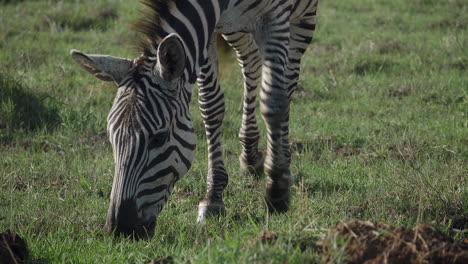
[[105, 199, 156, 239]]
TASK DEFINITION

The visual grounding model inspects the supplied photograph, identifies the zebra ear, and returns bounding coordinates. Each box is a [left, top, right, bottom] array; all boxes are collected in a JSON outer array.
[[70, 49, 133, 84], [156, 33, 186, 82]]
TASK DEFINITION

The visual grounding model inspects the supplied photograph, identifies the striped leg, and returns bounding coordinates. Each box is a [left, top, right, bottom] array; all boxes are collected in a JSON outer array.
[[281, 17, 318, 165], [223, 32, 264, 175], [254, 18, 294, 212], [264, 17, 316, 212], [197, 38, 228, 222]]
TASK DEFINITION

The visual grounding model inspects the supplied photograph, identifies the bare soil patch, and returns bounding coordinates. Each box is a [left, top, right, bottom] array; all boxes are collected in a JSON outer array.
[[260, 231, 278, 245], [321, 220, 468, 264]]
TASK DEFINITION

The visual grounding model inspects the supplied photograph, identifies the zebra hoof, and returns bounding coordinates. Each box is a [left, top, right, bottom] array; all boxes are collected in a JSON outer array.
[[265, 171, 292, 213], [239, 151, 265, 176], [265, 186, 290, 213], [197, 200, 225, 223]]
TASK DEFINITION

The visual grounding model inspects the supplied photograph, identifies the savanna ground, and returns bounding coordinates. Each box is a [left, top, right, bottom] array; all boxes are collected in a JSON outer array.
[[0, 0, 467, 263]]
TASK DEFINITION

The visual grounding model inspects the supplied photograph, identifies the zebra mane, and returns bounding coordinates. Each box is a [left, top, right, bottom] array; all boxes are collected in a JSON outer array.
[[133, 0, 173, 55]]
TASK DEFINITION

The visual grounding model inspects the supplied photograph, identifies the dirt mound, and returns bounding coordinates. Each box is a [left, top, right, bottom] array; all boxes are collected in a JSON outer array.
[[0, 231, 29, 264], [260, 231, 278, 244], [321, 220, 468, 264]]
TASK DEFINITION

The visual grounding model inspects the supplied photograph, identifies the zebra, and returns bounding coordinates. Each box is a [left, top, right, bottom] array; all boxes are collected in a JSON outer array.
[[70, 0, 318, 237]]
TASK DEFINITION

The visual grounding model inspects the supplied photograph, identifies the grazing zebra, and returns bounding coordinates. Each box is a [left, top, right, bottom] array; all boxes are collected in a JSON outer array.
[[70, 0, 318, 237]]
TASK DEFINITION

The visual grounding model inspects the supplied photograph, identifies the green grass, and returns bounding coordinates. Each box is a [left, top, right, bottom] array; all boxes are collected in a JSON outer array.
[[1, 0, 467, 263]]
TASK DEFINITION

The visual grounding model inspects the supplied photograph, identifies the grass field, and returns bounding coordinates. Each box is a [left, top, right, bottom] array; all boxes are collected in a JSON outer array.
[[0, 0, 467, 263]]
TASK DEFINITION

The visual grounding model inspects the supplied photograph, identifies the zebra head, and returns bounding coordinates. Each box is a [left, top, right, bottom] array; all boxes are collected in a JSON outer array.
[[70, 34, 196, 238]]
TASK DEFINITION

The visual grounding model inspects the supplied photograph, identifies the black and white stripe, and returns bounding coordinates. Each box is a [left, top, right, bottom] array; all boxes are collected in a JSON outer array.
[[70, 0, 318, 237]]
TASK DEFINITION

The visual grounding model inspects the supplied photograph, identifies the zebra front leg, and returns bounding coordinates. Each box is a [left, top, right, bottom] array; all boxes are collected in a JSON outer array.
[[261, 72, 293, 213], [281, 17, 318, 165], [196, 41, 228, 223], [256, 24, 294, 213], [261, 13, 317, 212], [223, 32, 264, 175]]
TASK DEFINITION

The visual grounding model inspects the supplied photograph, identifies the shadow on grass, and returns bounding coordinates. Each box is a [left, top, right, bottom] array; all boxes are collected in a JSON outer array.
[[0, 73, 61, 133], [0, 0, 26, 4], [353, 58, 400, 75]]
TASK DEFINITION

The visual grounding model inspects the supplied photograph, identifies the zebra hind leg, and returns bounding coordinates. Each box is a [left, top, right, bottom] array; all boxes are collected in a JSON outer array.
[[223, 32, 264, 176], [196, 38, 228, 222]]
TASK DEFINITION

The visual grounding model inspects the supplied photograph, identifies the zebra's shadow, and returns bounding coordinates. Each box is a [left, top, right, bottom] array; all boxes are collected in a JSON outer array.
[[0, 73, 61, 134]]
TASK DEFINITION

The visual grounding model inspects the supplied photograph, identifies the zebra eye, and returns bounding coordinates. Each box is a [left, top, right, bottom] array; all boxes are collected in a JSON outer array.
[[148, 131, 169, 149]]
